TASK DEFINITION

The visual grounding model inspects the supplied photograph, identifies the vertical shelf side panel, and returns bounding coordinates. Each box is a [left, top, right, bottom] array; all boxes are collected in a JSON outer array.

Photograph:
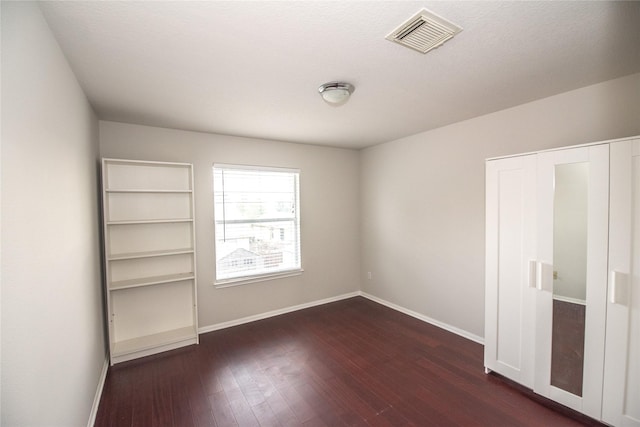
[[188, 164, 199, 342], [102, 159, 117, 356]]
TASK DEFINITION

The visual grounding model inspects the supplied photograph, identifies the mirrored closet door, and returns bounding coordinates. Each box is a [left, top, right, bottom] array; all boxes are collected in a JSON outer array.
[[534, 144, 609, 419]]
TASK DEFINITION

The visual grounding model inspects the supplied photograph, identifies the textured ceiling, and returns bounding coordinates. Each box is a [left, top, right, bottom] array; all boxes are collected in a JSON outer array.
[[39, 1, 640, 149]]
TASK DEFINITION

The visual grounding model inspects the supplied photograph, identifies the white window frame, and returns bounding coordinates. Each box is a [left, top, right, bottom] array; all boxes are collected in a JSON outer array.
[[213, 163, 303, 287]]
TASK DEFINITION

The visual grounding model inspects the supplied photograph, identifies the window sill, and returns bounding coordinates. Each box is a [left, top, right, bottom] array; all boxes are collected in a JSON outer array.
[[214, 269, 304, 288]]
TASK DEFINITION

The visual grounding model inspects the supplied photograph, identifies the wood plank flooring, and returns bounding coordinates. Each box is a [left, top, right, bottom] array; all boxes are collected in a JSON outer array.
[[95, 297, 604, 426]]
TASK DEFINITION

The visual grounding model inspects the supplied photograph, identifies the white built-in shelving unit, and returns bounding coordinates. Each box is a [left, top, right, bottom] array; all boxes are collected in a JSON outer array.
[[102, 158, 199, 364]]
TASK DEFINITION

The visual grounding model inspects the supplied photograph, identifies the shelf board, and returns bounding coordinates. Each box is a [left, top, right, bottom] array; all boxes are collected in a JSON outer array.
[[110, 272, 195, 290], [107, 218, 193, 225], [112, 326, 197, 357], [106, 189, 192, 193], [108, 248, 194, 261]]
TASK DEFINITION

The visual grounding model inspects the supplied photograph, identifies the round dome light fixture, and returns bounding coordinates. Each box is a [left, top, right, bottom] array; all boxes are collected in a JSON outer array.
[[318, 81, 355, 106]]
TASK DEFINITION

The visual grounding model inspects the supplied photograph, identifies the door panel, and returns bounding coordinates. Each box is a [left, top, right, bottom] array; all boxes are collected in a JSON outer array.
[[485, 155, 536, 388], [603, 139, 640, 427], [534, 144, 609, 420]]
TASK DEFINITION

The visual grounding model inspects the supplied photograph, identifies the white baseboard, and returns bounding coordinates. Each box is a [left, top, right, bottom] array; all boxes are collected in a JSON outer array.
[[197, 290, 483, 345], [360, 291, 485, 345], [87, 355, 109, 427], [198, 291, 360, 334]]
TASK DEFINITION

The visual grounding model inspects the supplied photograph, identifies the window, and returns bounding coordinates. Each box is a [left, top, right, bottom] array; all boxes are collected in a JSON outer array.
[[213, 164, 301, 284]]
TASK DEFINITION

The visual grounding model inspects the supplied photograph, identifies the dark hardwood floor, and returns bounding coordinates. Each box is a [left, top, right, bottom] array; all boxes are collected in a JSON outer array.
[[95, 297, 604, 426]]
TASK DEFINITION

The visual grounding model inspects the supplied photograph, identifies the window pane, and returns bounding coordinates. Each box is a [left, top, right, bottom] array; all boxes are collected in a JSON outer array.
[[213, 165, 300, 281]]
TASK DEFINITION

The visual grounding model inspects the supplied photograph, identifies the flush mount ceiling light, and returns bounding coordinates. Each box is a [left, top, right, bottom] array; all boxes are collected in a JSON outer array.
[[318, 81, 355, 106]]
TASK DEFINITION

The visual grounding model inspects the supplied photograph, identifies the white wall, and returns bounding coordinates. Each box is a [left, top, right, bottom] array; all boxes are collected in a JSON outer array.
[[1, 3, 106, 426], [99, 121, 361, 328], [360, 73, 640, 339]]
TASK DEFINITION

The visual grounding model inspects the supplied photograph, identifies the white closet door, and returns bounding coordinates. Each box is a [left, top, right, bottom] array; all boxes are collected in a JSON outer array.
[[484, 154, 537, 388], [534, 144, 609, 419], [603, 139, 640, 427]]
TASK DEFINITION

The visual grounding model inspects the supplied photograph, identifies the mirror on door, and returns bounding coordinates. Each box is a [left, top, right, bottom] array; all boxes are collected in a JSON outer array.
[[550, 162, 589, 396]]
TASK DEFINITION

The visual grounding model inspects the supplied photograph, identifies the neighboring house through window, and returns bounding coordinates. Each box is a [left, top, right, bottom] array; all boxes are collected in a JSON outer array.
[[213, 164, 301, 285]]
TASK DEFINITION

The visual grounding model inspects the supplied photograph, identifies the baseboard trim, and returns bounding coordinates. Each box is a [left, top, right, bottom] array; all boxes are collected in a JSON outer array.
[[87, 355, 109, 427], [197, 290, 483, 345], [360, 291, 484, 345], [198, 291, 361, 334]]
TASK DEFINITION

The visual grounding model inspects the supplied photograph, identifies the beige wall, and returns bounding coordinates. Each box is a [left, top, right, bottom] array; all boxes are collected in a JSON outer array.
[[99, 121, 361, 329], [1, 2, 105, 425], [360, 72, 640, 339]]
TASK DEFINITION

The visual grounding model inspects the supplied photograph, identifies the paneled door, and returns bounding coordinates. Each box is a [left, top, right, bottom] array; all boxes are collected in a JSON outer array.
[[602, 138, 640, 427], [484, 154, 537, 388]]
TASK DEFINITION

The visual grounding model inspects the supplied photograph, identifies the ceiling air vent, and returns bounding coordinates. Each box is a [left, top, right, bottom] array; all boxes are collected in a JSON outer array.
[[386, 9, 462, 54]]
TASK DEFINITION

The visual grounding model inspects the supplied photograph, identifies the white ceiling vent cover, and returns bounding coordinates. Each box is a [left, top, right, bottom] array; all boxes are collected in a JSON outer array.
[[386, 9, 462, 54]]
